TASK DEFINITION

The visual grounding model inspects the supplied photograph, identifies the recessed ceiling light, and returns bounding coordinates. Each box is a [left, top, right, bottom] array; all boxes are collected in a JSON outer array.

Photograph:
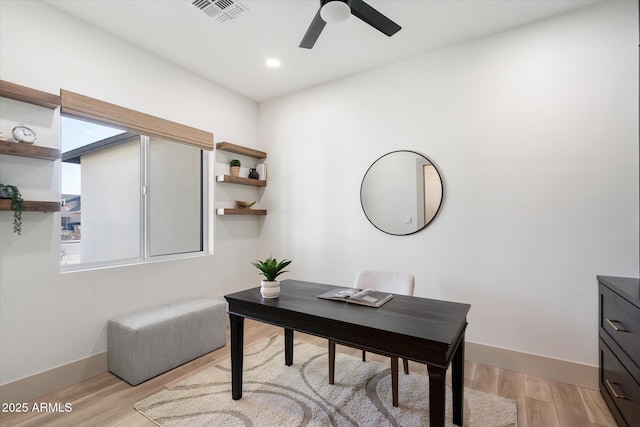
[[266, 58, 281, 68]]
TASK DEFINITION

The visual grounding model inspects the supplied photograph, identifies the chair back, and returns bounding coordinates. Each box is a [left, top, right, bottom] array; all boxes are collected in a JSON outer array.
[[354, 270, 415, 296]]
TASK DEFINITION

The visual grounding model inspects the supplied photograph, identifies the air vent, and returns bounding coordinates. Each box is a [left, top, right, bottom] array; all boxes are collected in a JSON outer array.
[[191, 0, 248, 23]]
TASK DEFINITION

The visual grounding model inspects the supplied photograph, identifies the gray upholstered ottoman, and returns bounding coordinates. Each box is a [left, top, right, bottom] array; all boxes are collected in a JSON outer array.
[[108, 298, 226, 385]]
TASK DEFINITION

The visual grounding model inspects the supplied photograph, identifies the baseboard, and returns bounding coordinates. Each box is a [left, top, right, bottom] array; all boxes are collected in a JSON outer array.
[[466, 341, 599, 390], [0, 340, 599, 404], [0, 352, 108, 403]]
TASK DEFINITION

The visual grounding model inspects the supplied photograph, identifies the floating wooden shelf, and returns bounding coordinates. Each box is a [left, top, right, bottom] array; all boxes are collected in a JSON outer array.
[[216, 208, 267, 216], [0, 199, 60, 212], [216, 142, 267, 159], [0, 80, 61, 217], [216, 175, 266, 187], [0, 139, 60, 161], [0, 80, 60, 109], [216, 142, 267, 220]]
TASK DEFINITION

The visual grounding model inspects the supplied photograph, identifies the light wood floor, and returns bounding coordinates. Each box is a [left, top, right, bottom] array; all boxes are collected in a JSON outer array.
[[0, 319, 617, 427]]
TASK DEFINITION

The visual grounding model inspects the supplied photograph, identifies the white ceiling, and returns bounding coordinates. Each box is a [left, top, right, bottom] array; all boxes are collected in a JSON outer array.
[[46, 0, 599, 102]]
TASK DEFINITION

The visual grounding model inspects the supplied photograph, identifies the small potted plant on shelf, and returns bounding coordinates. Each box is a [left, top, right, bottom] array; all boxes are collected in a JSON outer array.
[[230, 159, 241, 177], [0, 183, 25, 235], [251, 256, 292, 299]]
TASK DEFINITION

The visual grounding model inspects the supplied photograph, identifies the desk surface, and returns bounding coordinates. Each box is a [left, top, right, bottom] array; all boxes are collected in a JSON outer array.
[[225, 279, 470, 367]]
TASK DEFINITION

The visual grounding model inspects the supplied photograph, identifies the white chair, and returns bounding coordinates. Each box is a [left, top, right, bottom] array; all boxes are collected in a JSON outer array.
[[328, 270, 415, 407]]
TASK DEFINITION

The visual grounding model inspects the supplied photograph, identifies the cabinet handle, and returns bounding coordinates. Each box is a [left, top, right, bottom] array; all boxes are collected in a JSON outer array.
[[605, 380, 627, 399], [606, 318, 629, 332]]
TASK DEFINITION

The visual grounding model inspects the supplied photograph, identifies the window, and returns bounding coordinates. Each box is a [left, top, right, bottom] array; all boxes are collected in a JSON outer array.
[[59, 91, 213, 269]]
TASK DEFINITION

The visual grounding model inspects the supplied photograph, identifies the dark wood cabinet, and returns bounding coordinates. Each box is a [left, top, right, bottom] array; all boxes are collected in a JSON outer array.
[[598, 275, 640, 427]]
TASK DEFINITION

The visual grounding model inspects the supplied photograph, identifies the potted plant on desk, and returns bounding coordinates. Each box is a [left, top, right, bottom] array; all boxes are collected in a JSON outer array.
[[252, 256, 292, 299]]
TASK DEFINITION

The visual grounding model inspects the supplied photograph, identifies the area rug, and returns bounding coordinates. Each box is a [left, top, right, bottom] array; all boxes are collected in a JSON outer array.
[[135, 335, 516, 427]]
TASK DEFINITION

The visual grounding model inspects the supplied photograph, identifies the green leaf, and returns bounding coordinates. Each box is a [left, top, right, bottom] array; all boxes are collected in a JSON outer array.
[[251, 256, 292, 281]]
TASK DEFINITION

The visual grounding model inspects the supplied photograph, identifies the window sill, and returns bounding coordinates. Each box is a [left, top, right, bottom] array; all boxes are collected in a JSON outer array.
[[60, 250, 213, 273]]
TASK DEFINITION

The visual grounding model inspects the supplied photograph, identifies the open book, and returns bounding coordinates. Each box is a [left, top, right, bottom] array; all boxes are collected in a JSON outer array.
[[317, 287, 393, 308]]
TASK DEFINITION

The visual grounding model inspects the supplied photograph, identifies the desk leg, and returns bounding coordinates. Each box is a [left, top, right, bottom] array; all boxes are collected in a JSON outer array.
[[284, 328, 294, 366], [328, 340, 336, 385], [452, 332, 465, 426], [230, 314, 244, 400], [427, 364, 446, 427], [391, 356, 399, 407]]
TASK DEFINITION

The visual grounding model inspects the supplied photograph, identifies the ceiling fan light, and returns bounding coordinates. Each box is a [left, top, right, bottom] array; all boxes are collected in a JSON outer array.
[[320, 1, 351, 24]]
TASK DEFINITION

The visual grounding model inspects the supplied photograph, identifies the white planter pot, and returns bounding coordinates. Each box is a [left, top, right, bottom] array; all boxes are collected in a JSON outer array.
[[260, 280, 280, 298]]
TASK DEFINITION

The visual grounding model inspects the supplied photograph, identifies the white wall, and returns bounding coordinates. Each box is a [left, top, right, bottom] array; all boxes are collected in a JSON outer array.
[[0, 0, 259, 385], [258, 1, 638, 367]]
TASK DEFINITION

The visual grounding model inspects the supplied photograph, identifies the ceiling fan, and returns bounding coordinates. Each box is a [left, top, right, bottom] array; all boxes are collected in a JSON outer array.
[[300, 0, 401, 49]]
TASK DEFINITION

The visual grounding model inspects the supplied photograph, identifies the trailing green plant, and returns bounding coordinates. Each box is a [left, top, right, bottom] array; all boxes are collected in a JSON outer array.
[[251, 256, 292, 282], [0, 183, 25, 235], [230, 159, 241, 167]]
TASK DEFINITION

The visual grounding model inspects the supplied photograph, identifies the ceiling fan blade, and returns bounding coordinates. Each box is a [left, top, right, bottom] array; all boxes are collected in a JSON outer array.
[[299, 9, 326, 49], [350, 0, 401, 37]]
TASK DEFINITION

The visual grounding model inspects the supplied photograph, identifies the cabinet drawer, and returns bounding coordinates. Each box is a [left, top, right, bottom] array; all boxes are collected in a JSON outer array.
[[600, 285, 640, 366], [601, 340, 640, 427]]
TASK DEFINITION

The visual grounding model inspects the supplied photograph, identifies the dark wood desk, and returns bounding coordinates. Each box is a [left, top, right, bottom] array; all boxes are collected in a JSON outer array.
[[225, 279, 470, 427]]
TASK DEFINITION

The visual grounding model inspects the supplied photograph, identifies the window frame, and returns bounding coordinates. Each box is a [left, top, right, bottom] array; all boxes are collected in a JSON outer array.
[[59, 91, 214, 272]]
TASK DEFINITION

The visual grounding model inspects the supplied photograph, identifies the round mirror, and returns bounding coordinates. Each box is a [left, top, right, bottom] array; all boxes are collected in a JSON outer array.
[[360, 151, 443, 235]]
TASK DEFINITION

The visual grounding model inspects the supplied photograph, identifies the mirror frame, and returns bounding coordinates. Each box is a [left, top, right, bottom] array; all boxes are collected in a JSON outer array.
[[360, 150, 444, 236]]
